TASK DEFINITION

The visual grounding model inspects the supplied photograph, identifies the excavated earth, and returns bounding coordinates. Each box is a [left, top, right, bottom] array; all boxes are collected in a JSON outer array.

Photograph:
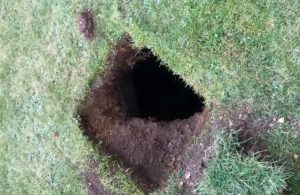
[[79, 37, 208, 192]]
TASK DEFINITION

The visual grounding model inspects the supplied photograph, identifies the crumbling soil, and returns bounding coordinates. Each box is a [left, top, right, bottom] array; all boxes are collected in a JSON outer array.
[[77, 10, 95, 39], [79, 36, 208, 193]]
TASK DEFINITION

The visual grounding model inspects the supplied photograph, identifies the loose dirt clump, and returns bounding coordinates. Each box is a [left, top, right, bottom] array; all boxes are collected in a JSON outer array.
[[77, 10, 95, 39], [79, 36, 208, 193]]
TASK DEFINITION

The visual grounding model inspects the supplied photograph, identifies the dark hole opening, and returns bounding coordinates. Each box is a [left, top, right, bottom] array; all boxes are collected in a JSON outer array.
[[131, 49, 205, 121]]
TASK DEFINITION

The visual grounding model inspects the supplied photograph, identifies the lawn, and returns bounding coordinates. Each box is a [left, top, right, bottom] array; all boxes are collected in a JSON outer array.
[[0, 0, 299, 194]]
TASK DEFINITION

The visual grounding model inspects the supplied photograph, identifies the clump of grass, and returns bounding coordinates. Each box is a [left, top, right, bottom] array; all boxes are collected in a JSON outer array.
[[267, 124, 300, 194], [267, 124, 300, 163], [196, 131, 289, 195]]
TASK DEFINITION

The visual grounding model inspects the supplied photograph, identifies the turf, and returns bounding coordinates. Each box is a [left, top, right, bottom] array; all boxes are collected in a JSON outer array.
[[0, 0, 140, 194], [267, 125, 300, 194], [196, 131, 289, 195], [124, 0, 300, 117], [0, 0, 299, 194]]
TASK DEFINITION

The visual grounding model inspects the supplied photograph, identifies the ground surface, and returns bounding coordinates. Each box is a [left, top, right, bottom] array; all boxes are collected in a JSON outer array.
[[1, 0, 299, 194], [79, 37, 208, 193]]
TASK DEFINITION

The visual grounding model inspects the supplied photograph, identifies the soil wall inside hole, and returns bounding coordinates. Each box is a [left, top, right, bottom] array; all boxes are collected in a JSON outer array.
[[79, 36, 208, 192]]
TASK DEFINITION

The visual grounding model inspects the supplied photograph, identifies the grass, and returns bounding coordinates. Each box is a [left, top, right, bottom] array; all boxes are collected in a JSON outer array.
[[197, 131, 289, 195], [123, 0, 300, 117], [0, 0, 140, 194], [268, 124, 300, 163], [267, 124, 300, 194], [0, 0, 299, 194], [95, 150, 141, 195]]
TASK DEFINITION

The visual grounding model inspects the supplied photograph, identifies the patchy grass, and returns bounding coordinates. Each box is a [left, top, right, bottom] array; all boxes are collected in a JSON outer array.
[[268, 124, 300, 162], [197, 131, 289, 195], [1, 0, 299, 194], [267, 124, 300, 194]]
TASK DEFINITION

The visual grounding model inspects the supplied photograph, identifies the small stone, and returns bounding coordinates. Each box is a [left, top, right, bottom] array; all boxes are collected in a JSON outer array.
[[278, 117, 284, 123], [229, 120, 233, 127], [178, 181, 183, 188], [239, 114, 242, 119], [293, 154, 298, 160], [184, 172, 191, 180], [269, 123, 275, 127]]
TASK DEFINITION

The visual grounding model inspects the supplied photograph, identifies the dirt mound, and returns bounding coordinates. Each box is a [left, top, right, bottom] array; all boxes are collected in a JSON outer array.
[[77, 10, 95, 39], [79, 37, 208, 192]]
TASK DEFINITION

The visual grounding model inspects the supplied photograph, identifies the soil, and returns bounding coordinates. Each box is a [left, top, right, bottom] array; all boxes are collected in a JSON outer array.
[[79, 36, 208, 193], [83, 158, 113, 195], [77, 10, 95, 39], [178, 134, 214, 195]]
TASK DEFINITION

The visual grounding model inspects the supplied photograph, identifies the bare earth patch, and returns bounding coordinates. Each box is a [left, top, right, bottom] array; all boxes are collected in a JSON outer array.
[[79, 36, 208, 193], [77, 10, 95, 39]]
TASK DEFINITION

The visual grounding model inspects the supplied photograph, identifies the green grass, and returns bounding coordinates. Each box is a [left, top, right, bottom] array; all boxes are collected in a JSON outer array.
[[0, 0, 299, 194], [123, 0, 300, 117], [196, 131, 289, 195], [267, 124, 300, 194], [268, 124, 300, 162], [0, 0, 140, 194]]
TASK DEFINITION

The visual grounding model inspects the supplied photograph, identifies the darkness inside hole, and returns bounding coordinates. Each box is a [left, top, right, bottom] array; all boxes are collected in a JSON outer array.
[[131, 49, 205, 121]]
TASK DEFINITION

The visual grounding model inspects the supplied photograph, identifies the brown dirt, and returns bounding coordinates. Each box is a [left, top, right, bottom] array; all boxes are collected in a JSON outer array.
[[177, 134, 214, 195], [83, 158, 113, 195], [79, 36, 208, 193], [77, 10, 95, 39]]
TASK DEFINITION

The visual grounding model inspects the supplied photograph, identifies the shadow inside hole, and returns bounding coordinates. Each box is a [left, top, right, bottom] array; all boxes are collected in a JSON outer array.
[[131, 49, 205, 121]]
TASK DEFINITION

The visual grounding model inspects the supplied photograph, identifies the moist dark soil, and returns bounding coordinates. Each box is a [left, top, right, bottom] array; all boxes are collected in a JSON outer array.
[[79, 36, 208, 193], [77, 10, 95, 39]]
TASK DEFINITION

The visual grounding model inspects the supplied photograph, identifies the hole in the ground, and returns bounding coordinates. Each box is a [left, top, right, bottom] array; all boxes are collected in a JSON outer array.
[[131, 49, 204, 121], [79, 36, 208, 193]]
